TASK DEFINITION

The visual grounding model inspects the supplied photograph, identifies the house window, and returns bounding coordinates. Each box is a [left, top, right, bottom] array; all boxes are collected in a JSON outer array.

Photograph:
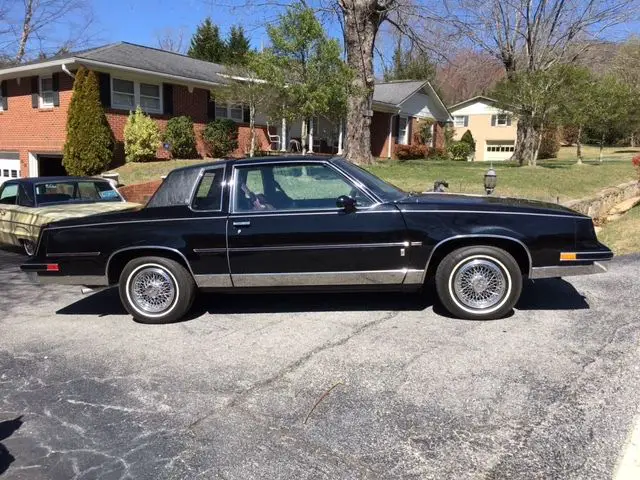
[[398, 116, 409, 145], [215, 102, 245, 122], [40, 76, 54, 108], [111, 78, 162, 114], [496, 114, 509, 126], [453, 116, 467, 127], [112, 78, 135, 109], [139, 83, 160, 111]]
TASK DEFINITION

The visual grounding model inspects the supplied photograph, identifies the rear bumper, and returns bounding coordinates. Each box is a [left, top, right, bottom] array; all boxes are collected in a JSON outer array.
[[21, 263, 108, 286], [529, 261, 609, 279]]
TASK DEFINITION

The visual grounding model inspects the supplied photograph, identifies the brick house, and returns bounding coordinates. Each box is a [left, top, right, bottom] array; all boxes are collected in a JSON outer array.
[[0, 42, 272, 180]]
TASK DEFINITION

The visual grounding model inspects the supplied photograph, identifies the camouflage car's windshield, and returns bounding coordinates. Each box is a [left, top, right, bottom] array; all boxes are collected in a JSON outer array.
[[35, 181, 123, 206]]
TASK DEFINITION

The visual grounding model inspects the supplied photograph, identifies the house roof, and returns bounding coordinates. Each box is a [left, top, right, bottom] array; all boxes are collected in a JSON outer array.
[[373, 80, 452, 121], [448, 95, 498, 111], [0, 42, 230, 88]]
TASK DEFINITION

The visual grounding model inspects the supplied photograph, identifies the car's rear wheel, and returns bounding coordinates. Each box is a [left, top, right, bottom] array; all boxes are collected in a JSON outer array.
[[22, 240, 36, 257], [435, 246, 522, 320], [119, 256, 195, 324]]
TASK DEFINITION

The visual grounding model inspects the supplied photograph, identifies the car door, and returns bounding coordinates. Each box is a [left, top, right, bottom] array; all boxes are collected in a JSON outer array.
[[0, 183, 19, 245], [226, 160, 411, 287]]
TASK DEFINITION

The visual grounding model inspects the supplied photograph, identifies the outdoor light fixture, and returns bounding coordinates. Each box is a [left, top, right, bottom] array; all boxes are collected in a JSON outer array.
[[484, 168, 497, 195]]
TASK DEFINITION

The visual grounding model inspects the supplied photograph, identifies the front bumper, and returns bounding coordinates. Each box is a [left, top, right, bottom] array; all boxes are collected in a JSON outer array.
[[529, 261, 609, 279]]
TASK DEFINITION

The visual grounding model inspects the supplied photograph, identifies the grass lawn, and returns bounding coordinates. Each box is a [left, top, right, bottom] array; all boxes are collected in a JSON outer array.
[[598, 205, 640, 255], [112, 145, 638, 204]]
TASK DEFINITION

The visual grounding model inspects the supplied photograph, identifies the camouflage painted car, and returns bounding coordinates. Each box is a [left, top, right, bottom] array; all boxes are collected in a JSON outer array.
[[0, 177, 140, 255]]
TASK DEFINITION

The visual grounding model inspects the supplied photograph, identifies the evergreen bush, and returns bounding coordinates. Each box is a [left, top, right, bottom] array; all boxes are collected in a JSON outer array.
[[538, 127, 561, 159], [460, 130, 476, 151], [124, 107, 161, 162], [62, 68, 114, 175], [203, 119, 239, 157], [164, 116, 198, 158], [448, 141, 473, 161]]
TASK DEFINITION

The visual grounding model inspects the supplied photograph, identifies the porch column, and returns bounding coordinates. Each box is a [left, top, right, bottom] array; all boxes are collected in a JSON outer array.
[[280, 117, 287, 152], [337, 118, 344, 155], [308, 118, 314, 154]]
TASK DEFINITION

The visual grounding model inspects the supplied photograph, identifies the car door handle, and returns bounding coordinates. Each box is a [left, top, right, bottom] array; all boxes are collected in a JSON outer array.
[[233, 221, 251, 227]]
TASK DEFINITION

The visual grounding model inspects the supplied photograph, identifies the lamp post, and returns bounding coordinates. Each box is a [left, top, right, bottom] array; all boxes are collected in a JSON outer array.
[[484, 168, 497, 195]]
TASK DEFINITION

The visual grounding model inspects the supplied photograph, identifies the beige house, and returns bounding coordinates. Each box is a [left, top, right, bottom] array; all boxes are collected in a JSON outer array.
[[449, 96, 517, 162]]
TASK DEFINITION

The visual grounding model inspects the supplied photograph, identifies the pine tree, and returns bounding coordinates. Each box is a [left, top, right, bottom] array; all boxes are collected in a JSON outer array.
[[63, 68, 114, 175], [226, 25, 251, 65], [188, 17, 226, 63]]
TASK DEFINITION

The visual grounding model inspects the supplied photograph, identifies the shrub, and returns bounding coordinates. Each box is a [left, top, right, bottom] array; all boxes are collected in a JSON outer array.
[[538, 127, 561, 159], [427, 147, 449, 160], [460, 130, 476, 151], [632, 154, 640, 180], [203, 119, 239, 157], [448, 141, 473, 161], [418, 119, 434, 144], [124, 107, 161, 162], [395, 144, 427, 160], [62, 68, 114, 175], [164, 116, 198, 158]]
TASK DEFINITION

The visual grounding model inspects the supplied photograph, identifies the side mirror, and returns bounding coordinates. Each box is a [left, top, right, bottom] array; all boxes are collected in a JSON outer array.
[[336, 195, 357, 212]]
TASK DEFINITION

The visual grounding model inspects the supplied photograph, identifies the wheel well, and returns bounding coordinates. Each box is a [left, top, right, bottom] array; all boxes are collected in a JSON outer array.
[[425, 237, 531, 280], [107, 249, 192, 284]]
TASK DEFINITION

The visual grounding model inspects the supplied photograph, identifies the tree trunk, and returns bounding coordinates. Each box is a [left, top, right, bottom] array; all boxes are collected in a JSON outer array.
[[576, 125, 583, 165], [16, 0, 34, 63], [599, 133, 605, 163], [532, 124, 544, 168], [512, 116, 538, 166], [339, 0, 385, 165], [631, 131, 637, 148], [249, 102, 256, 157], [301, 119, 307, 154]]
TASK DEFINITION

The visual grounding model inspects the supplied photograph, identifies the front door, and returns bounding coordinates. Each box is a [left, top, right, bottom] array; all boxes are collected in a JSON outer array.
[[226, 161, 410, 287]]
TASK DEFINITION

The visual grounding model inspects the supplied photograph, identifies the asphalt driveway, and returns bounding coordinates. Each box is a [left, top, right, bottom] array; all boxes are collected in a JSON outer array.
[[1, 248, 639, 479]]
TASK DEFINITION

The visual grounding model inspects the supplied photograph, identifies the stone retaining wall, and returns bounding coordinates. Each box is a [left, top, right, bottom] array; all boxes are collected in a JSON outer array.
[[563, 181, 640, 219]]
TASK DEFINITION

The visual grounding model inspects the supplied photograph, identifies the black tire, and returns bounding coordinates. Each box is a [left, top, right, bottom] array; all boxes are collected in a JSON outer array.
[[118, 256, 195, 324], [435, 246, 522, 320]]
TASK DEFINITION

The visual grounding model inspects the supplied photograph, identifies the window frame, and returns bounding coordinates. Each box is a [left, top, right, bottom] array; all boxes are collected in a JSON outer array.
[[215, 102, 245, 123], [229, 161, 376, 215], [39, 75, 55, 109], [110, 76, 163, 114], [0, 183, 18, 205], [398, 116, 409, 145], [495, 114, 509, 127], [453, 116, 467, 128], [189, 165, 227, 212]]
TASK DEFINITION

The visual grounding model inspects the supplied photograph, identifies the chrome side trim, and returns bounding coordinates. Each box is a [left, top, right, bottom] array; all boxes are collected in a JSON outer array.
[[410, 241, 423, 247], [194, 273, 233, 288], [46, 215, 227, 230], [47, 251, 101, 258], [193, 247, 227, 254], [228, 242, 406, 253], [421, 234, 533, 283], [401, 209, 583, 219], [529, 261, 608, 279], [403, 269, 424, 284], [227, 209, 399, 218], [36, 275, 109, 286], [105, 246, 196, 281], [231, 269, 409, 287]]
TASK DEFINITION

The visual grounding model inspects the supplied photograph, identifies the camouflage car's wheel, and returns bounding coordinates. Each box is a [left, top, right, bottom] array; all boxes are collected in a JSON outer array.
[[22, 240, 36, 257]]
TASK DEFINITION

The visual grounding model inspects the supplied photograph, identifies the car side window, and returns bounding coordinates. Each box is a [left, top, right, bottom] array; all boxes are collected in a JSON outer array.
[[192, 167, 225, 211], [0, 184, 18, 205], [17, 185, 35, 207], [233, 163, 372, 212]]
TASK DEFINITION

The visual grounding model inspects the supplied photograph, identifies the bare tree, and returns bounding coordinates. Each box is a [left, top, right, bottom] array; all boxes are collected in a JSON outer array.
[[446, 0, 638, 165], [155, 27, 186, 54], [0, 0, 94, 63]]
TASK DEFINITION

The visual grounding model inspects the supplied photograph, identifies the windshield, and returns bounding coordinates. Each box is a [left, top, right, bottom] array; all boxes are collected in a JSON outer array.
[[334, 159, 406, 202], [35, 180, 122, 206]]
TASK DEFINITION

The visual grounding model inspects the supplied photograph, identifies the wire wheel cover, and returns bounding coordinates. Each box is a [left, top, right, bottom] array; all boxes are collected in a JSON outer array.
[[453, 259, 507, 310], [129, 267, 176, 313]]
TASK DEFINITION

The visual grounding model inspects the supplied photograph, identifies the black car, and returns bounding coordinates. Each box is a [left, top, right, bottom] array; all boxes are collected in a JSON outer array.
[[21, 156, 613, 323]]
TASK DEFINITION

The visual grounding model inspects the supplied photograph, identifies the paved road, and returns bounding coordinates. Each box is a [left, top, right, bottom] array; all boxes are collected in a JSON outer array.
[[1, 248, 639, 479]]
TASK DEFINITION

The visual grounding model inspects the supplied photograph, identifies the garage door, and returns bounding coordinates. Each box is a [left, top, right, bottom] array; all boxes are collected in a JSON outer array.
[[0, 152, 20, 185], [485, 141, 515, 161]]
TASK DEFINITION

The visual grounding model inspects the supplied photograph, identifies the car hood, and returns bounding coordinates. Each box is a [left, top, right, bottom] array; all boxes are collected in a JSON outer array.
[[396, 193, 586, 217]]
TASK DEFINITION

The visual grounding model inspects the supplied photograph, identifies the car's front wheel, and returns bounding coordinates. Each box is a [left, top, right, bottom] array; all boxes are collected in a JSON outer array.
[[435, 246, 522, 320], [119, 256, 195, 324]]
